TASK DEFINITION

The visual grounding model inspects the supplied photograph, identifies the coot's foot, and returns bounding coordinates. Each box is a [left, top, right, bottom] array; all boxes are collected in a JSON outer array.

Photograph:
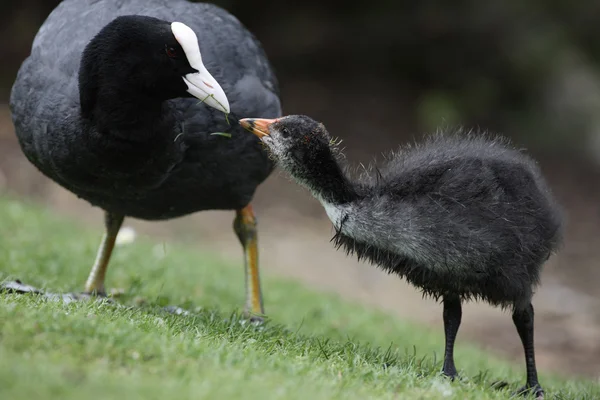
[[442, 372, 460, 383], [243, 311, 265, 325], [513, 384, 544, 399], [77, 291, 115, 303], [81, 290, 108, 298], [490, 381, 544, 399], [0, 279, 115, 304], [49, 291, 116, 304], [441, 365, 459, 381], [442, 372, 459, 381], [0, 279, 43, 295]]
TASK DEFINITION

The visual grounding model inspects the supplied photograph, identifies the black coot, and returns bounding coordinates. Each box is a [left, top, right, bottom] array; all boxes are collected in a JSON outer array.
[[8, 0, 281, 320], [241, 115, 563, 398]]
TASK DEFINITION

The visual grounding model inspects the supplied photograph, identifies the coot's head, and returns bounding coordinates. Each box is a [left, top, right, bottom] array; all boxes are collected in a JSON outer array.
[[80, 15, 229, 114], [240, 115, 337, 179]]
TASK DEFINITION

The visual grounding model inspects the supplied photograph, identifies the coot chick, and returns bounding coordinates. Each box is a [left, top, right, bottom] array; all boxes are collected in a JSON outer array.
[[241, 115, 563, 397], [8, 0, 281, 319]]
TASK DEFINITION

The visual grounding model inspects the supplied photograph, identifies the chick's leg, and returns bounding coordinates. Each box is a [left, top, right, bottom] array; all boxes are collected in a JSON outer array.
[[512, 303, 544, 399], [442, 295, 462, 379]]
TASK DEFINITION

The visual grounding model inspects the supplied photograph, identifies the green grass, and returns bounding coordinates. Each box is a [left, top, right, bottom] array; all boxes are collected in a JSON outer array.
[[0, 196, 597, 400]]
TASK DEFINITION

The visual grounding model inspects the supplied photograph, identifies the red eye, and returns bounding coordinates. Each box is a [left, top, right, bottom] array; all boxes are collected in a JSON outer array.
[[166, 46, 178, 58], [303, 135, 310, 144]]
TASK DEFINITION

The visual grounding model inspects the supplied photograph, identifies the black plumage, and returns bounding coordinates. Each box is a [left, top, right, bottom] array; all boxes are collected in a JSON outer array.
[[9, 0, 281, 319], [241, 115, 564, 398]]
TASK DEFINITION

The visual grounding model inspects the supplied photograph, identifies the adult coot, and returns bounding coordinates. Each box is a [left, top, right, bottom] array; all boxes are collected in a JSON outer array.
[[8, 0, 281, 320], [241, 115, 563, 398]]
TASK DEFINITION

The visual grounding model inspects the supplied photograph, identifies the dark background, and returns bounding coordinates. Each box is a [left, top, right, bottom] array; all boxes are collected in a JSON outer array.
[[0, 0, 599, 379]]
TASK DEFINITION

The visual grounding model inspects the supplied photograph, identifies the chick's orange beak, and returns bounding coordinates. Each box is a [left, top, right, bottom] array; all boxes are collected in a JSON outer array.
[[239, 118, 277, 138]]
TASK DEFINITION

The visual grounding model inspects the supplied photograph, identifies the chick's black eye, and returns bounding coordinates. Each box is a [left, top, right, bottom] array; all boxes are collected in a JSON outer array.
[[280, 127, 290, 138], [165, 46, 178, 58]]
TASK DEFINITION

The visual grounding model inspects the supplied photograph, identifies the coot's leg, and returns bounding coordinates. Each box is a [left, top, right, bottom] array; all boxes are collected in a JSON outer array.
[[512, 303, 544, 399], [233, 204, 264, 322], [442, 295, 462, 379], [83, 212, 124, 296]]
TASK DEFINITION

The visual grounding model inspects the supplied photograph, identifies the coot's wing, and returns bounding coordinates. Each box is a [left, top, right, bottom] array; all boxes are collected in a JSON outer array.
[[10, 0, 143, 169]]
